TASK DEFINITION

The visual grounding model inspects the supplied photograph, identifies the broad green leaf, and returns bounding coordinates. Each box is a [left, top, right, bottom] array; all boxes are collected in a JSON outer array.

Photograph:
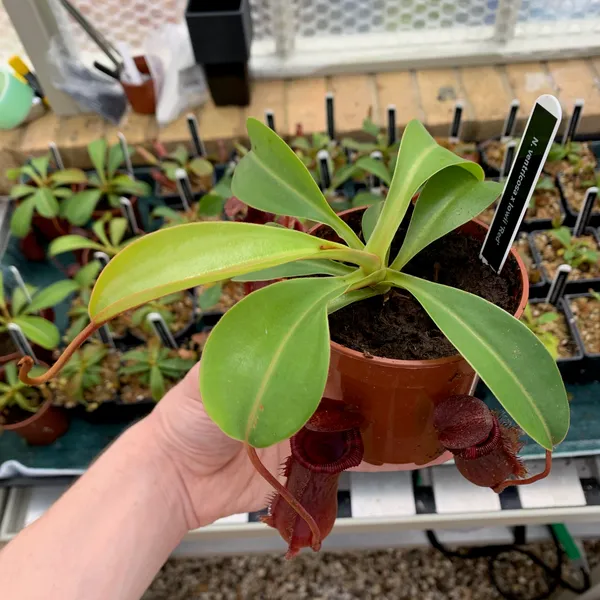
[[30, 155, 50, 180], [92, 220, 111, 248], [362, 118, 381, 137], [312, 132, 330, 149], [550, 227, 572, 248], [152, 206, 185, 224], [48, 235, 105, 257], [9, 184, 36, 200], [12, 284, 36, 316], [341, 138, 378, 153], [233, 259, 353, 281], [199, 283, 223, 311], [107, 143, 125, 179], [89, 222, 364, 323], [149, 365, 165, 401], [121, 349, 150, 362], [53, 188, 74, 198], [352, 191, 384, 208], [537, 312, 559, 325], [51, 168, 87, 185], [198, 194, 225, 217], [158, 357, 196, 371], [88, 139, 107, 182], [63, 189, 103, 226], [200, 276, 348, 447], [291, 137, 311, 151], [10, 197, 36, 238], [390, 272, 569, 449], [212, 174, 232, 199], [169, 145, 189, 166], [231, 118, 363, 249], [189, 157, 214, 178], [5, 168, 21, 181], [109, 217, 128, 247], [33, 187, 59, 218], [365, 120, 483, 259], [27, 280, 79, 313], [355, 156, 392, 186], [112, 175, 151, 197], [21, 166, 43, 187], [361, 201, 384, 242], [391, 169, 502, 269], [328, 164, 357, 191], [120, 363, 150, 376], [12, 315, 60, 349]]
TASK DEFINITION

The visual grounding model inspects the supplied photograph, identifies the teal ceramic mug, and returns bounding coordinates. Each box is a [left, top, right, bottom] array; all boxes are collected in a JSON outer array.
[[0, 67, 34, 130]]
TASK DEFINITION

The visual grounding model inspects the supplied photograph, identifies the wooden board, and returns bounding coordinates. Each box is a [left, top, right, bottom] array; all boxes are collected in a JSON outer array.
[[244, 79, 287, 134], [56, 115, 106, 169], [328, 74, 376, 138], [18, 113, 60, 159], [285, 77, 327, 137], [375, 71, 422, 131], [0, 128, 25, 195], [105, 113, 158, 166]]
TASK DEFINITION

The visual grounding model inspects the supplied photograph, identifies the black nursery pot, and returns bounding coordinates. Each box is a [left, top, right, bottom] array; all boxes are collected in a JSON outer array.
[[556, 172, 600, 228], [185, 0, 253, 106], [564, 293, 600, 382], [478, 137, 502, 179], [74, 396, 156, 425]]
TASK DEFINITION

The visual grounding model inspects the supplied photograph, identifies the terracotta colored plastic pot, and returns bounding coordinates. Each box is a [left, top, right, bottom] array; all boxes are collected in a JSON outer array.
[[313, 208, 529, 467], [120, 56, 156, 115], [19, 230, 46, 262], [32, 214, 70, 241]]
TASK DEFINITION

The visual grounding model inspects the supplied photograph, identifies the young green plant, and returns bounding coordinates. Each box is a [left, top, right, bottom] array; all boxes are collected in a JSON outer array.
[[60, 341, 109, 403], [19, 118, 569, 550], [520, 303, 560, 359], [550, 226, 600, 269], [0, 361, 47, 414]]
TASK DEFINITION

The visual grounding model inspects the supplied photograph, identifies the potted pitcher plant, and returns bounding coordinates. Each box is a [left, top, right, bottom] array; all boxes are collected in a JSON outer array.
[[19, 119, 569, 558]]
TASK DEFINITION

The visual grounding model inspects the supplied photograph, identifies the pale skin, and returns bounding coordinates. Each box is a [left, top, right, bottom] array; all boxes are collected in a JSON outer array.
[[0, 362, 425, 600]]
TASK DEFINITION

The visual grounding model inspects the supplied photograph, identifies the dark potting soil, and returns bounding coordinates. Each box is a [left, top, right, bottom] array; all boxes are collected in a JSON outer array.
[[324, 212, 521, 360]]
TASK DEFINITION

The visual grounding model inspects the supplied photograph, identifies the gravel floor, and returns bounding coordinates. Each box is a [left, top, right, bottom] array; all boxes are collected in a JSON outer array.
[[143, 540, 600, 600]]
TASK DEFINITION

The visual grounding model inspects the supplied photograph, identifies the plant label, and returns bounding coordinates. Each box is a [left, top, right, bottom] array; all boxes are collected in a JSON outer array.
[[8, 266, 31, 305], [370, 150, 383, 190], [147, 312, 178, 349], [317, 149, 332, 190], [501, 99, 520, 142], [187, 113, 206, 157], [501, 140, 517, 180], [326, 92, 335, 140], [546, 264, 571, 305], [7, 323, 37, 363], [265, 109, 276, 132], [387, 104, 397, 146], [175, 168, 193, 212], [98, 324, 116, 349], [448, 101, 464, 143], [480, 95, 562, 273], [118, 132, 134, 179], [119, 196, 140, 234], [93, 251, 111, 268], [49, 142, 64, 170], [562, 99, 584, 146], [573, 187, 598, 237]]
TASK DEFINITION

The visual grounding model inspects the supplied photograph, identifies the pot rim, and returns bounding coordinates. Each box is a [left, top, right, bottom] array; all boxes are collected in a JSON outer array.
[[1, 385, 54, 431], [311, 206, 529, 368]]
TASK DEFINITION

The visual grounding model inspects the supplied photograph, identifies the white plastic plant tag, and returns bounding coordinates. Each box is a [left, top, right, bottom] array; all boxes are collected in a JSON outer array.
[[8, 266, 31, 305], [187, 113, 206, 157], [448, 101, 464, 143], [118, 132, 134, 179], [7, 323, 37, 363], [387, 104, 397, 146], [49, 142, 65, 170], [265, 109, 276, 132], [501, 140, 517, 180], [175, 168, 193, 212], [119, 196, 140, 234], [501, 99, 520, 142], [573, 187, 598, 237], [562, 99, 584, 146], [93, 251, 111, 268], [369, 150, 383, 190], [97, 324, 116, 349], [147, 312, 178, 349], [317, 149, 332, 190], [325, 92, 335, 141], [480, 95, 562, 273], [546, 264, 571, 305]]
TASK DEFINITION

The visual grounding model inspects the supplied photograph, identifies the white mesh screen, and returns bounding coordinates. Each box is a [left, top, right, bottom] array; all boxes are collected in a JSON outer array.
[[517, 0, 600, 36]]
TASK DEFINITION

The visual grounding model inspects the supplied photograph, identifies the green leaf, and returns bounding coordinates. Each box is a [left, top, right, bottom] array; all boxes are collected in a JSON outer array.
[[233, 259, 353, 282], [33, 187, 59, 218], [112, 176, 151, 197], [74, 260, 102, 288], [312, 132, 330, 149], [121, 349, 150, 362], [550, 227, 572, 248], [53, 188, 74, 198], [341, 138, 378, 153], [88, 139, 108, 182], [21, 166, 43, 187], [12, 315, 60, 350], [328, 164, 358, 191], [63, 189, 103, 226], [169, 145, 189, 166], [10, 197, 36, 238], [352, 191, 384, 208], [390, 272, 569, 449], [107, 143, 125, 179], [365, 120, 483, 259], [158, 357, 196, 372], [197, 194, 225, 217], [392, 169, 502, 269], [66, 314, 89, 342], [291, 137, 311, 151], [89, 222, 365, 323], [48, 235, 105, 257], [361, 201, 384, 242], [51, 168, 87, 185], [149, 365, 165, 401], [212, 174, 232, 199], [120, 363, 150, 376], [231, 118, 363, 250], [30, 155, 50, 180], [199, 283, 223, 311], [152, 206, 183, 221], [189, 157, 214, 178], [355, 156, 392, 186], [131, 305, 151, 327], [200, 276, 348, 447], [538, 312, 559, 325], [109, 217, 128, 247], [12, 285, 36, 316], [27, 280, 79, 312], [9, 184, 36, 200], [362, 118, 381, 138]]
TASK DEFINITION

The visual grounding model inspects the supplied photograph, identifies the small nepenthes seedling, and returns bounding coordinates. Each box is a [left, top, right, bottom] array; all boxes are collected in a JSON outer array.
[[18, 119, 569, 556]]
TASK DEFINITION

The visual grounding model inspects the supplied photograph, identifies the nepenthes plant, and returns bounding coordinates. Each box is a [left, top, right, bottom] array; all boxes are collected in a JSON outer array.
[[19, 119, 569, 557]]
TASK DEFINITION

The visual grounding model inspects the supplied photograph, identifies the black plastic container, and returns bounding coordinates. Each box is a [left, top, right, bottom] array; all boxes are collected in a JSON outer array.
[[530, 227, 600, 295], [556, 171, 600, 228], [513, 232, 548, 300], [564, 293, 600, 382], [185, 0, 253, 106], [478, 137, 502, 179]]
